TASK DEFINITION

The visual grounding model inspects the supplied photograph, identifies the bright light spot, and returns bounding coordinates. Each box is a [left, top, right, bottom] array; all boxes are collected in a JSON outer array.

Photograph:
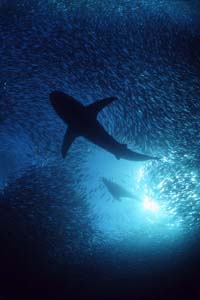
[[192, 193, 197, 199], [143, 196, 160, 213]]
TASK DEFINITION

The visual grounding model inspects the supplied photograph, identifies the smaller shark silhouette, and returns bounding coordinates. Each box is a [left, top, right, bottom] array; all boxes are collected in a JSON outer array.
[[102, 177, 139, 202], [50, 91, 159, 161]]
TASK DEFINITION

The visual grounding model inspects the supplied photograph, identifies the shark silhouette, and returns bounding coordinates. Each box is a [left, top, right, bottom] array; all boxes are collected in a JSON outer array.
[[50, 91, 158, 161], [102, 177, 139, 201]]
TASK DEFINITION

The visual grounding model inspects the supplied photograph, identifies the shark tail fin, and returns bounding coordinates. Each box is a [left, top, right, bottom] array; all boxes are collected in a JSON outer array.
[[115, 144, 127, 159]]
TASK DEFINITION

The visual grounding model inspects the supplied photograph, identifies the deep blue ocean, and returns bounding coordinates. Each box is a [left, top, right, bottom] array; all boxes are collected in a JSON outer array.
[[1, 1, 200, 299]]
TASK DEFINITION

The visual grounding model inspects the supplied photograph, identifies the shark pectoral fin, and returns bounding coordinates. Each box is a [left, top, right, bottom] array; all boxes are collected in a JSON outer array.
[[61, 127, 77, 158], [86, 97, 118, 118], [115, 155, 120, 160]]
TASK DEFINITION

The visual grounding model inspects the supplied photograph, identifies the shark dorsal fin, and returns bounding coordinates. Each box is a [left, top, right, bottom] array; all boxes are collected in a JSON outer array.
[[86, 97, 117, 118]]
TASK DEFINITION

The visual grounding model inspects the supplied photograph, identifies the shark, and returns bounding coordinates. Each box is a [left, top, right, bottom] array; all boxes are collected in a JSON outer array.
[[50, 91, 159, 161], [102, 177, 139, 201]]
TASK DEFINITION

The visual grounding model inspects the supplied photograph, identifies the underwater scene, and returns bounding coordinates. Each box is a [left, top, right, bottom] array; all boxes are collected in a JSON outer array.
[[1, 0, 200, 299]]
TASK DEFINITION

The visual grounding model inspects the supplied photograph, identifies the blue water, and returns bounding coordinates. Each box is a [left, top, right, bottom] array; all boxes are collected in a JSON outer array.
[[1, 1, 200, 299]]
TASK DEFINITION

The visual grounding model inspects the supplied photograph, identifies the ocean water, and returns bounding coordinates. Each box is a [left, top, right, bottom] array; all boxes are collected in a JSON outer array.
[[1, 1, 200, 299]]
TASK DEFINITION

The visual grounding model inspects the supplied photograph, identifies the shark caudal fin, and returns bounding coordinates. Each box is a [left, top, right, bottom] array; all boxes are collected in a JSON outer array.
[[115, 144, 127, 159], [61, 127, 77, 158], [119, 147, 160, 161], [86, 97, 118, 118]]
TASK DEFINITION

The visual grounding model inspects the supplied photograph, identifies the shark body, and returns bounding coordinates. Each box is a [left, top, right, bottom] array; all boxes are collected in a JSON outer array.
[[50, 91, 158, 161], [102, 177, 139, 201]]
